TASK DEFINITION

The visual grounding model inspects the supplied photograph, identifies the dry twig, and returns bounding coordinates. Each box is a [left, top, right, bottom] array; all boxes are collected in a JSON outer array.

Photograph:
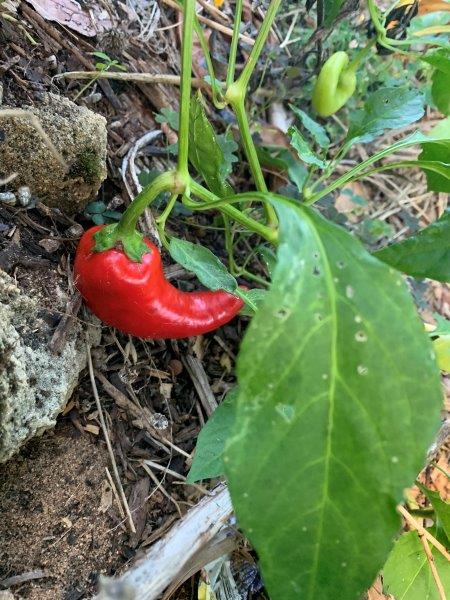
[[87, 344, 136, 534]]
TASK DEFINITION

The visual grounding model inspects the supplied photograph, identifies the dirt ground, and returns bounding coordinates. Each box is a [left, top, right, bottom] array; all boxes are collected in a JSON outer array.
[[0, 423, 124, 599]]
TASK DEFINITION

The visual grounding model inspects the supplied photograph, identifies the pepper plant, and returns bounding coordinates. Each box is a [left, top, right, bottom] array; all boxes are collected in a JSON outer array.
[[75, 0, 450, 597]]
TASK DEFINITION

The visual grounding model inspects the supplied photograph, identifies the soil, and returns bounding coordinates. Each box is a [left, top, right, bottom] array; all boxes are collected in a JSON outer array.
[[0, 422, 124, 599]]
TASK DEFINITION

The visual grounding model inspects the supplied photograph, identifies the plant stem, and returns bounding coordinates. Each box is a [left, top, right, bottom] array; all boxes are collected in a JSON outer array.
[[236, 0, 282, 93], [117, 171, 176, 235], [226, 0, 243, 87], [177, 0, 196, 179], [188, 180, 278, 244], [224, 0, 281, 227]]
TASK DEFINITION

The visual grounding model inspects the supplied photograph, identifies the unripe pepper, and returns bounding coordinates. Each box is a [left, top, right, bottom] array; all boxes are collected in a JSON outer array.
[[312, 51, 357, 117], [74, 225, 244, 339]]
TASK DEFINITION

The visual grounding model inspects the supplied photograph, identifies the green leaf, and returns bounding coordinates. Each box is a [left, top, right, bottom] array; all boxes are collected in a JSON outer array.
[[420, 141, 450, 192], [417, 482, 450, 541], [433, 313, 450, 336], [433, 335, 450, 372], [187, 388, 238, 483], [258, 245, 277, 277], [85, 201, 106, 214], [422, 49, 450, 74], [225, 200, 442, 600], [216, 131, 239, 178], [383, 530, 450, 599], [189, 93, 234, 197], [375, 209, 450, 282], [346, 87, 425, 145], [169, 238, 237, 293], [90, 51, 111, 61], [289, 126, 327, 169], [238, 289, 268, 316], [290, 105, 330, 148], [324, 0, 346, 26], [432, 69, 450, 115], [155, 107, 179, 131]]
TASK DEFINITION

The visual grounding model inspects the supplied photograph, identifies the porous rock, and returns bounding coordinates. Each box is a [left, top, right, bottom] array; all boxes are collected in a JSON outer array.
[[0, 269, 101, 463], [0, 94, 107, 215]]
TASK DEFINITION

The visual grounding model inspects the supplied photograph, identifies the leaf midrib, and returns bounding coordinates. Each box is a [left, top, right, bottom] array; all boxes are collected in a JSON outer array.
[[304, 211, 339, 600]]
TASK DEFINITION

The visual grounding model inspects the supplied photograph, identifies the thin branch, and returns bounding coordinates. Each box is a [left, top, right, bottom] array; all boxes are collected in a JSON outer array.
[[161, 0, 255, 45], [398, 505, 450, 562], [57, 71, 208, 88], [418, 533, 447, 600]]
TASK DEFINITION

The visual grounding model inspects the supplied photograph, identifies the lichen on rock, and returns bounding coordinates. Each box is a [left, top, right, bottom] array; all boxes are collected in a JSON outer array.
[[0, 270, 101, 463], [0, 94, 107, 215]]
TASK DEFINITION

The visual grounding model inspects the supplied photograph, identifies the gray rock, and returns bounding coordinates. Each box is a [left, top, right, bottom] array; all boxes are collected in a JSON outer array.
[[0, 94, 107, 215], [0, 270, 101, 463]]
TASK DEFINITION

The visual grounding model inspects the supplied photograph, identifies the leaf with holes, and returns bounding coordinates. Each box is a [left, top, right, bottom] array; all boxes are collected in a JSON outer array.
[[225, 200, 442, 600], [346, 87, 424, 146], [383, 530, 450, 599]]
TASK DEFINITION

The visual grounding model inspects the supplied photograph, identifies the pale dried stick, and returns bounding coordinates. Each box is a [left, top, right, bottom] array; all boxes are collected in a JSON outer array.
[[141, 462, 183, 517], [105, 466, 126, 519], [398, 505, 450, 562], [87, 344, 136, 534], [161, 0, 254, 45], [197, 0, 230, 22], [418, 534, 447, 600], [57, 71, 207, 88]]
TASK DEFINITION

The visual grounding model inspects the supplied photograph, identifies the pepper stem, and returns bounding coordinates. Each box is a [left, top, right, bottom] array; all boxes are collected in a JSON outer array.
[[93, 171, 176, 262]]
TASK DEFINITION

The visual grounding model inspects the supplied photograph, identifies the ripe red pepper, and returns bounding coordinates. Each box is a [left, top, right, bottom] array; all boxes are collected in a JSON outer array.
[[74, 225, 244, 339]]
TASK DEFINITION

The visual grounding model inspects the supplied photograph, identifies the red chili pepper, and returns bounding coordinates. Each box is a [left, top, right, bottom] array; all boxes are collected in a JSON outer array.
[[74, 225, 244, 339]]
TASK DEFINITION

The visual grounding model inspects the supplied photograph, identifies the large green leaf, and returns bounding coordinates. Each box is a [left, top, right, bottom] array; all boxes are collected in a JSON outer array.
[[346, 87, 424, 146], [188, 93, 233, 197], [375, 209, 450, 282], [187, 388, 238, 483], [225, 201, 442, 600], [383, 530, 450, 599]]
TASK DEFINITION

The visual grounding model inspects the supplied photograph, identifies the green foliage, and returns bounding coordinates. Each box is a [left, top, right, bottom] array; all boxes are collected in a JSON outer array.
[[225, 201, 442, 600], [169, 238, 237, 293], [346, 87, 425, 146], [418, 482, 450, 542], [187, 388, 238, 483], [375, 209, 450, 282], [188, 93, 234, 197], [383, 531, 450, 599], [289, 126, 327, 168], [84, 201, 122, 225], [155, 108, 180, 130], [290, 105, 330, 148], [432, 70, 450, 115]]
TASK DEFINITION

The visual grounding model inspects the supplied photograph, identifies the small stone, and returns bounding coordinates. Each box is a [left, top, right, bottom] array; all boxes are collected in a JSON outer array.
[[0, 192, 16, 205], [38, 237, 61, 252], [17, 186, 32, 207], [66, 224, 84, 238], [150, 413, 169, 430]]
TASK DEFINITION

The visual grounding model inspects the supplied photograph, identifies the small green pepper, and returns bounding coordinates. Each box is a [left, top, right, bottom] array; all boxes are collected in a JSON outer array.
[[312, 51, 357, 118]]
